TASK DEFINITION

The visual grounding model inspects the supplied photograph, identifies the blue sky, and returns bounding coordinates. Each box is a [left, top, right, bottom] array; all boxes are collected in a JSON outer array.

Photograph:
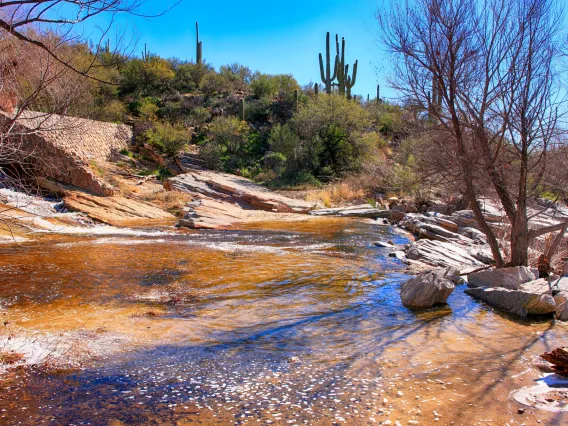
[[84, 0, 395, 100]]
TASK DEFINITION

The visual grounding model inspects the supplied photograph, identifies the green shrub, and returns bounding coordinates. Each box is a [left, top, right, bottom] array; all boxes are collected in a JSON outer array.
[[188, 107, 211, 125], [207, 116, 250, 156], [146, 122, 190, 157], [174, 62, 214, 92], [263, 152, 287, 176], [250, 73, 278, 99], [199, 72, 233, 97], [201, 141, 224, 170]]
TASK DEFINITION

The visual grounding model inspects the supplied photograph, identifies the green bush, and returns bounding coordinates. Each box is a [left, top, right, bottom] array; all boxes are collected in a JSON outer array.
[[146, 122, 190, 157], [174, 62, 214, 92], [250, 73, 279, 99], [188, 107, 211, 126], [120, 56, 175, 96], [199, 72, 233, 97], [207, 116, 250, 156]]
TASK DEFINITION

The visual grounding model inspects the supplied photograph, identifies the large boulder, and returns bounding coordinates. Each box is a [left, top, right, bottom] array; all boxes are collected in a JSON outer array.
[[554, 292, 568, 321], [465, 287, 556, 317], [467, 266, 536, 290], [400, 267, 459, 308], [406, 239, 484, 270]]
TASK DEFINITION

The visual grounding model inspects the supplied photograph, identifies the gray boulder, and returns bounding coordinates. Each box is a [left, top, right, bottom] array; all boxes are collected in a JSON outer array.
[[400, 267, 459, 308], [465, 287, 556, 317], [467, 266, 536, 290], [554, 292, 568, 321], [551, 277, 568, 296]]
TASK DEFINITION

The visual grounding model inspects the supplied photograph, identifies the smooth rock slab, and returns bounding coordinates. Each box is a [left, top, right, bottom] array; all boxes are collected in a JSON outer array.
[[467, 266, 536, 290], [400, 267, 458, 308], [551, 277, 568, 296], [465, 287, 556, 317]]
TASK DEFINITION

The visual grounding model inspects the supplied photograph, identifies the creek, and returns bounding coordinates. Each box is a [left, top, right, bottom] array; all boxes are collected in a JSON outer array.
[[0, 218, 565, 425]]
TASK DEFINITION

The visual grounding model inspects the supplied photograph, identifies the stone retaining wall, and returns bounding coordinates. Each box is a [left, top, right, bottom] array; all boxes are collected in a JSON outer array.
[[1, 110, 132, 195]]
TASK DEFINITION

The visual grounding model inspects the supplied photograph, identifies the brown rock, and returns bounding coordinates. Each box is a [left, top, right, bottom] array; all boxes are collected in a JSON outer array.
[[540, 348, 568, 376]]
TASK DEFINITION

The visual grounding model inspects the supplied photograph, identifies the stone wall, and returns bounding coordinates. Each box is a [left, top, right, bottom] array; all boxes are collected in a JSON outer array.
[[1, 110, 132, 195]]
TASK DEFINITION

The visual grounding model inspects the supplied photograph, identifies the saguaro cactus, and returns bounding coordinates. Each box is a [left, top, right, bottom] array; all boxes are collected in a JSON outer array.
[[239, 98, 246, 121], [334, 36, 358, 99], [196, 22, 203, 64], [314, 83, 319, 95], [319, 32, 338, 94]]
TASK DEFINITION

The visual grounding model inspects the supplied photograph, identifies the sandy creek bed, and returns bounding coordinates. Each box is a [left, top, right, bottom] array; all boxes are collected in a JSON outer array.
[[0, 218, 566, 425]]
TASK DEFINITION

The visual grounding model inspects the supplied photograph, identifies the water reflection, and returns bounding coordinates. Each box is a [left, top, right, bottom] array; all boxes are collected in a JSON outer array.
[[0, 218, 565, 425]]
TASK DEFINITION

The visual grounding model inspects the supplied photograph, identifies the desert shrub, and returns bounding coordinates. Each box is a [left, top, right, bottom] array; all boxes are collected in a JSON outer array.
[[250, 73, 279, 99], [95, 99, 127, 122], [199, 72, 233, 97], [174, 61, 214, 92], [134, 97, 160, 120], [120, 56, 175, 96], [291, 94, 371, 177], [146, 122, 190, 157], [246, 97, 272, 122], [219, 63, 253, 92], [263, 152, 286, 176], [207, 116, 250, 156], [268, 123, 300, 159], [201, 141, 224, 170], [188, 107, 211, 126]]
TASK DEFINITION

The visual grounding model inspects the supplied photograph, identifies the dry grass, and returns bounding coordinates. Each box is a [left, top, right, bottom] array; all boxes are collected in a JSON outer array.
[[140, 189, 191, 216], [305, 181, 367, 208]]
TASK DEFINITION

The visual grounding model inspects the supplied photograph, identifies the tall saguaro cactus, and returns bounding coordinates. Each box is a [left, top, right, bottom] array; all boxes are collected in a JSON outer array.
[[334, 35, 358, 99], [319, 32, 338, 95], [318, 32, 358, 98], [196, 22, 203, 64]]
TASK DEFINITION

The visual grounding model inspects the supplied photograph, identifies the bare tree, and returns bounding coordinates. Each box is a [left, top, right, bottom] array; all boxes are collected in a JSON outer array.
[[379, 0, 568, 267]]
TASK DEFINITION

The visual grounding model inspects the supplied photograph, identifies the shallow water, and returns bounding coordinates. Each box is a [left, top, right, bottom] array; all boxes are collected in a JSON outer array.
[[0, 218, 566, 425]]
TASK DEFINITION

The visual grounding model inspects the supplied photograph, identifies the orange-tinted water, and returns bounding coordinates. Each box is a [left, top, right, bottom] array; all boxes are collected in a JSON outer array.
[[0, 218, 566, 425]]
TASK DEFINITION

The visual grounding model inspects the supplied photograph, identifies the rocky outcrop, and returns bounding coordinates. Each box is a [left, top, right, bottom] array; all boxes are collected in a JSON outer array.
[[400, 267, 460, 308], [554, 292, 568, 321], [1, 110, 132, 196], [309, 205, 401, 220], [166, 170, 314, 229], [64, 191, 176, 227], [465, 286, 556, 317], [467, 266, 536, 290], [405, 239, 485, 271]]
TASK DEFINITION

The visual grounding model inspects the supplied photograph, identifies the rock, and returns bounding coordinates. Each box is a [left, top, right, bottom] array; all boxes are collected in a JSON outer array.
[[472, 249, 494, 265], [465, 287, 556, 317], [388, 197, 399, 206], [551, 277, 568, 296], [400, 267, 458, 308], [310, 206, 395, 219], [554, 292, 568, 320], [64, 191, 176, 227], [519, 279, 551, 294], [374, 241, 396, 248], [540, 348, 568, 376], [467, 266, 536, 290], [406, 239, 484, 271], [389, 251, 406, 260], [458, 227, 487, 244], [564, 261, 568, 276], [167, 169, 314, 229]]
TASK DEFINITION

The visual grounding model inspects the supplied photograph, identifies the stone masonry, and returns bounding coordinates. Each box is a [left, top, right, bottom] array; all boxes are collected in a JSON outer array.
[[1, 110, 132, 195]]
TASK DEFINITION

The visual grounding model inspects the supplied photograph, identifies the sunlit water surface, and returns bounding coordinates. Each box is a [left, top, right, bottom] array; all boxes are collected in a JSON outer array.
[[0, 218, 565, 425]]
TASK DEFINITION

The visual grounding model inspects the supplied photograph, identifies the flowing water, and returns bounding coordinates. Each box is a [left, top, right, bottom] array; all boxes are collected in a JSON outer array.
[[0, 218, 566, 425]]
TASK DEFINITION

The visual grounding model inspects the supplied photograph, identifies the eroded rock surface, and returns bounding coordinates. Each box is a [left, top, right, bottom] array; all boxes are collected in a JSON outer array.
[[167, 170, 314, 229], [467, 266, 536, 290], [465, 286, 555, 317]]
